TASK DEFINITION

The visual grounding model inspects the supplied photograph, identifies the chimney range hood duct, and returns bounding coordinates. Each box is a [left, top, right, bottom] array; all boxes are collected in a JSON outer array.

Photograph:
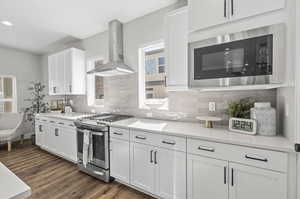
[[87, 20, 134, 76]]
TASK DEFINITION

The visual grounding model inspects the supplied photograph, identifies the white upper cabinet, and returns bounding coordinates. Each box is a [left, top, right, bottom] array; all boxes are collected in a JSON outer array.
[[229, 163, 287, 199], [165, 7, 189, 91], [189, 0, 229, 32], [48, 48, 85, 95], [230, 0, 286, 21], [189, 0, 286, 32]]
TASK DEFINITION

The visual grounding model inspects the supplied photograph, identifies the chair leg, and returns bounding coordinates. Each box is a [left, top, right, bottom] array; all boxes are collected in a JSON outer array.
[[20, 135, 24, 145], [7, 141, 12, 152]]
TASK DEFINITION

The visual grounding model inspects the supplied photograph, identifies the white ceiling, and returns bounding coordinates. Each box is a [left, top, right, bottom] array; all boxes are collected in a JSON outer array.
[[0, 0, 178, 54]]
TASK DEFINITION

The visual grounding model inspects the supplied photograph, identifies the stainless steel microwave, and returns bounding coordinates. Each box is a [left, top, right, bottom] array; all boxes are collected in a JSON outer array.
[[189, 24, 286, 87]]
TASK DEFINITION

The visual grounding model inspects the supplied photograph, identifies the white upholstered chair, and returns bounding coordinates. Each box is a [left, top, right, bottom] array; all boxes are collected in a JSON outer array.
[[0, 113, 24, 151]]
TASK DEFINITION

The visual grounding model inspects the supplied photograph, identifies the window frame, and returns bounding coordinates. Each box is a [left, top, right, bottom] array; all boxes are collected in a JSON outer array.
[[138, 41, 168, 110], [86, 57, 105, 107], [0, 75, 17, 113]]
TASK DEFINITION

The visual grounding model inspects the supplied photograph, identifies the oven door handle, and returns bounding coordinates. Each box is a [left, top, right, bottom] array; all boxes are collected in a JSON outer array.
[[91, 132, 104, 136]]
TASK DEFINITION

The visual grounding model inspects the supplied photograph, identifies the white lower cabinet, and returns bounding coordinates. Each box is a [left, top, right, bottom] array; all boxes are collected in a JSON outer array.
[[131, 142, 156, 193], [155, 147, 186, 199], [187, 154, 228, 199], [110, 138, 130, 183], [35, 118, 77, 163], [130, 141, 187, 199], [229, 163, 287, 199], [187, 153, 287, 199]]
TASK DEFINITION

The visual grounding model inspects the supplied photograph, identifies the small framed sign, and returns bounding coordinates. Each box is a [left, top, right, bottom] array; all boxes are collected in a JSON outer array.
[[229, 117, 257, 135]]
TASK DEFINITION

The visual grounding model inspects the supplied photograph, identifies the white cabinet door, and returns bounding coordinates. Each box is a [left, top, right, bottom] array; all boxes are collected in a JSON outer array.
[[59, 127, 77, 162], [229, 163, 287, 199], [187, 154, 229, 199], [230, 0, 285, 21], [56, 51, 65, 95], [64, 49, 72, 95], [131, 142, 155, 193], [110, 138, 130, 183], [189, 0, 229, 32], [69, 48, 86, 95], [165, 7, 188, 91], [48, 54, 57, 95], [155, 148, 186, 199], [35, 122, 45, 147]]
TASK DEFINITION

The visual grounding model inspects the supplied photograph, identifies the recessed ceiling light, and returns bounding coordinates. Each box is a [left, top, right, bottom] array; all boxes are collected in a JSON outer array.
[[1, 21, 13, 27]]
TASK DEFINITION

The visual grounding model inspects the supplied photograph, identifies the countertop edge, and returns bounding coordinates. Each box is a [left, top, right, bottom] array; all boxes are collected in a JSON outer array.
[[110, 123, 295, 153]]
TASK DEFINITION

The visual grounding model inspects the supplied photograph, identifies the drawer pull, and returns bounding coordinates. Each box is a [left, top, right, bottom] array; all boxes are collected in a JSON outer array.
[[50, 121, 55, 123], [198, 146, 215, 152], [245, 155, 268, 162], [42, 119, 47, 122], [162, 140, 176, 145], [113, 132, 123, 136], [58, 122, 65, 125], [135, 135, 146, 140], [154, 151, 158, 164], [69, 124, 74, 127]]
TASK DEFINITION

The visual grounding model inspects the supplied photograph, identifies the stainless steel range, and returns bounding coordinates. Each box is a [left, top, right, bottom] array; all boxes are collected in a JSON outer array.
[[74, 113, 132, 182]]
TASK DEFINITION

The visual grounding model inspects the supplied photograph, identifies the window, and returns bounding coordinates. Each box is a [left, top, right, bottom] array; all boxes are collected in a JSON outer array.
[[87, 58, 105, 106], [139, 42, 168, 109], [0, 76, 17, 113]]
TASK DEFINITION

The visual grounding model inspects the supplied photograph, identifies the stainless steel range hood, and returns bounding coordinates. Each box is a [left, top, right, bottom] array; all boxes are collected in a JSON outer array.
[[87, 20, 134, 76]]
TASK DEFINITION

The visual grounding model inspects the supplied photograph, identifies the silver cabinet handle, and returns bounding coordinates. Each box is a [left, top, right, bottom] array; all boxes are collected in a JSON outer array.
[[135, 135, 146, 140], [69, 124, 74, 127], [150, 150, 153, 163], [53, 87, 56, 93], [231, 168, 234, 186], [55, 128, 59, 136], [58, 122, 64, 125], [198, 146, 215, 152], [162, 140, 176, 145], [50, 121, 55, 123], [231, 0, 234, 16], [39, 125, 43, 132], [113, 132, 123, 136], [154, 151, 157, 164], [224, 167, 227, 184], [69, 85, 72, 93], [245, 155, 268, 162], [224, 0, 227, 18], [42, 119, 47, 122]]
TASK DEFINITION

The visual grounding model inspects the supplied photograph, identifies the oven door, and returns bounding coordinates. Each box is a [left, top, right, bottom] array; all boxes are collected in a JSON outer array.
[[77, 128, 109, 170], [89, 130, 109, 169]]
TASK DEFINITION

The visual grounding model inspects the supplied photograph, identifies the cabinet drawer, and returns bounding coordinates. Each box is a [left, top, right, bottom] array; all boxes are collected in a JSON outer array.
[[187, 138, 288, 172], [110, 127, 130, 141], [188, 139, 228, 160], [131, 130, 157, 146], [228, 145, 288, 172], [155, 134, 186, 152]]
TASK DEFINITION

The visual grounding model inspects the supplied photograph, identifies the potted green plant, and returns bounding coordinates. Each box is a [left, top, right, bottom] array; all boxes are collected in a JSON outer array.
[[227, 98, 255, 119], [24, 82, 50, 144]]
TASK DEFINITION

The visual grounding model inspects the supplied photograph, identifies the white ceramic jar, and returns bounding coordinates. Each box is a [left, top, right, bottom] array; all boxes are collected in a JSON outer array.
[[250, 102, 276, 136]]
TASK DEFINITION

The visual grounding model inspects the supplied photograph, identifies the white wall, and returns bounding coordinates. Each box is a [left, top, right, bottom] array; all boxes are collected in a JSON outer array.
[[0, 46, 42, 112]]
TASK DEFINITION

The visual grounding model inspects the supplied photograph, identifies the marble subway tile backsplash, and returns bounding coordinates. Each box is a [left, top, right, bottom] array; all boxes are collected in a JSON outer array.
[[69, 74, 276, 125]]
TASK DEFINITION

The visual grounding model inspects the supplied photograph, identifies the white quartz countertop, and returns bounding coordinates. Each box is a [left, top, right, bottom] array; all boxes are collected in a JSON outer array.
[[0, 162, 31, 199], [110, 118, 295, 153]]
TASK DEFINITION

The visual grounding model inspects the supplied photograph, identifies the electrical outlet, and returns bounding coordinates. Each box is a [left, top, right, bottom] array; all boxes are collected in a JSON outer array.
[[209, 102, 216, 112]]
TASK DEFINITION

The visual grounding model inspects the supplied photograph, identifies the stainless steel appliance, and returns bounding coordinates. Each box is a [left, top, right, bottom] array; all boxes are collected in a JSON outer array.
[[75, 113, 132, 182], [87, 20, 134, 76], [189, 23, 286, 87]]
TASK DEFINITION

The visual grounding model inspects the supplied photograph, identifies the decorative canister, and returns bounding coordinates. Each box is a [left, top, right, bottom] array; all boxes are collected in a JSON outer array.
[[250, 102, 276, 136]]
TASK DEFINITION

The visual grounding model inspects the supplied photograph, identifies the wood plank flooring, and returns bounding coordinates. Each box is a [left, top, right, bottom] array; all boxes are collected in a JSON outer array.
[[0, 141, 154, 199]]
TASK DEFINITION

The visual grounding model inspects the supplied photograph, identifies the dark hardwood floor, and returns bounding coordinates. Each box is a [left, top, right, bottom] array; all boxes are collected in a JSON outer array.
[[0, 141, 154, 199]]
